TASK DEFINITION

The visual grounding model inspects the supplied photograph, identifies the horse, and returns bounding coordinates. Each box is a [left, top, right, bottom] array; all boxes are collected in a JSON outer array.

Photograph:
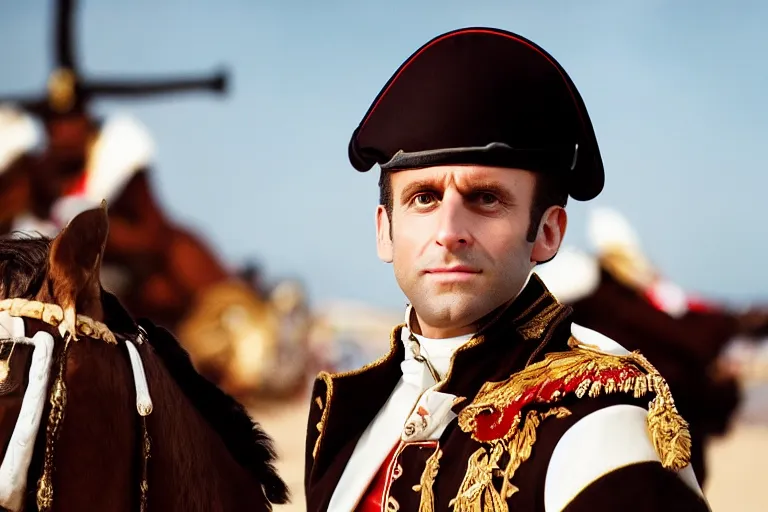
[[1, 108, 313, 402], [0, 203, 289, 511]]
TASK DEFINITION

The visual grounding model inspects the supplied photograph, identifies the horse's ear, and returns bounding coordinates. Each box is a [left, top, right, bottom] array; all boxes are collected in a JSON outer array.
[[47, 200, 109, 335]]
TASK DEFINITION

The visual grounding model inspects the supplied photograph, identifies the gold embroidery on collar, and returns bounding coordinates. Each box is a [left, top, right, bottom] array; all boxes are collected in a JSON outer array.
[[517, 301, 565, 341], [311, 324, 404, 461], [512, 291, 548, 324], [312, 417, 324, 460], [413, 447, 442, 512]]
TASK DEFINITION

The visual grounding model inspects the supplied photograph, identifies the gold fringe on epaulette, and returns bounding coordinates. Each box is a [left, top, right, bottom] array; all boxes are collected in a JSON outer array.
[[450, 334, 692, 510], [631, 352, 692, 470]]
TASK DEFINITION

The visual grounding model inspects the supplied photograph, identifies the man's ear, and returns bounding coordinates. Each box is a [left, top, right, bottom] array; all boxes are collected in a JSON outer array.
[[531, 206, 567, 263], [375, 205, 393, 263], [45, 200, 110, 335]]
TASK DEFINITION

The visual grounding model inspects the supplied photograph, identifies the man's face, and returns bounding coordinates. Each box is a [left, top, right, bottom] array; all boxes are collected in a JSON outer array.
[[376, 165, 563, 338]]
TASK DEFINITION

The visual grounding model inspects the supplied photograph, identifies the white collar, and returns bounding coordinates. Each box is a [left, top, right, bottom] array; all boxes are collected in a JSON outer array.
[[400, 305, 475, 388]]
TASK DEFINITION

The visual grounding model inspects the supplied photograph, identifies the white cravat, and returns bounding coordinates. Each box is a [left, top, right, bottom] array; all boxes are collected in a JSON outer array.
[[326, 312, 472, 512]]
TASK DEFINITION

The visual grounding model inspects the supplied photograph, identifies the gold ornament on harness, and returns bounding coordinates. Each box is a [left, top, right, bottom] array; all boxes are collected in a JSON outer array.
[[0, 298, 117, 344]]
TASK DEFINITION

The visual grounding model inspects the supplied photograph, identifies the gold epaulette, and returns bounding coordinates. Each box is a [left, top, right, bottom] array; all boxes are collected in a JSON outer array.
[[448, 334, 691, 512]]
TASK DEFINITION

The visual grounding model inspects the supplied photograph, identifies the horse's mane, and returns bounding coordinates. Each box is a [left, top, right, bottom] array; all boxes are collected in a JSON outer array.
[[0, 233, 289, 504], [0, 234, 51, 299], [138, 319, 288, 504]]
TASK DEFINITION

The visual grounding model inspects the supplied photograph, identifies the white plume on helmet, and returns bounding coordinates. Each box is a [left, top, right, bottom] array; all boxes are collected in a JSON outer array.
[[84, 113, 155, 203], [587, 206, 643, 254], [534, 246, 600, 304], [0, 105, 42, 174]]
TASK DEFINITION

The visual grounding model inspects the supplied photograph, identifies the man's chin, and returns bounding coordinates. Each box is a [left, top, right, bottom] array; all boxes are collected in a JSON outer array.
[[411, 297, 495, 334]]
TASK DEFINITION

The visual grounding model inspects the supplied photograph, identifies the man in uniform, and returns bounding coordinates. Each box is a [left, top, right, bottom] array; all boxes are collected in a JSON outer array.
[[304, 28, 710, 511]]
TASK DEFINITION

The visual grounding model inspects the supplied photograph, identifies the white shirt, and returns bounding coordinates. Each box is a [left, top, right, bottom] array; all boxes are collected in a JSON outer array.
[[326, 310, 473, 511]]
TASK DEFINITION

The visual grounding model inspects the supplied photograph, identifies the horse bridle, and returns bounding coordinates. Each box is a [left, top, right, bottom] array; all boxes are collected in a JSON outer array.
[[0, 298, 153, 512]]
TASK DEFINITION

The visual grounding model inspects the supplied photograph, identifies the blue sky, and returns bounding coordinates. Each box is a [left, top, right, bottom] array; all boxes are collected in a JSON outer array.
[[1, 0, 767, 310]]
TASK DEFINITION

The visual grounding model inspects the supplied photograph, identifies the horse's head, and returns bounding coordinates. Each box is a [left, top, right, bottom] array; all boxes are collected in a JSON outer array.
[[1, 200, 109, 325], [0, 201, 134, 511], [0, 205, 288, 511]]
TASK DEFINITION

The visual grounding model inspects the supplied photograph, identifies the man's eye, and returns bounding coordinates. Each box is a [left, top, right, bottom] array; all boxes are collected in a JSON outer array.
[[476, 193, 499, 205], [413, 193, 436, 206]]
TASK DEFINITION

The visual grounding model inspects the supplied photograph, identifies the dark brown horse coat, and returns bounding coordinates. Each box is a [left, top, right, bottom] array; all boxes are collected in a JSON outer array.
[[304, 275, 710, 511]]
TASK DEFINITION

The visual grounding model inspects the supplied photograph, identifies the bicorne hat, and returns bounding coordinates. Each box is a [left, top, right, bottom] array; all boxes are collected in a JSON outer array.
[[348, 27, 604, 201]]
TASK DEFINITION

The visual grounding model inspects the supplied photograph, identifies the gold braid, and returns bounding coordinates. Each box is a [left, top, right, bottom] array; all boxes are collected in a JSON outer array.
[[140, 415, 151, 512], [36, 333, 73, 511]]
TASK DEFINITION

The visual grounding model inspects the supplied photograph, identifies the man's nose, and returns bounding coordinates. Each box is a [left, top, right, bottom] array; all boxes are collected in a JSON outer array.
[[435, 191, 472, 251]]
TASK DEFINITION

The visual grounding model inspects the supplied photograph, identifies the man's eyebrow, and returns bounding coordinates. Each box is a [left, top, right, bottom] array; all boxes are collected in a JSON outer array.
[[461, 180, 516, 202]]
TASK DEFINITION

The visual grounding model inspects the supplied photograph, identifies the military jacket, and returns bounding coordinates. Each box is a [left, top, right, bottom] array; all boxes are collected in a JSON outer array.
[[304, 274, 711, 511]]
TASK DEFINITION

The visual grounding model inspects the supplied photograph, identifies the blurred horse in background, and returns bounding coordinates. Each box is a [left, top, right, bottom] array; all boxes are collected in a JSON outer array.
[[0, 0, 314, 403], [536, 206, 768, 486]]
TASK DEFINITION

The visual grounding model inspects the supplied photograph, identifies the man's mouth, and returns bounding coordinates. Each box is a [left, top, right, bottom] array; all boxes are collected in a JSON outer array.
[[425, 266, 480, 274], [424, 266, 482, 282]]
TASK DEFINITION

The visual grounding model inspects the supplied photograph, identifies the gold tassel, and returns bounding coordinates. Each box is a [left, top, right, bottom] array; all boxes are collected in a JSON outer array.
[[412, 447, 442, 512], [628, 352, 691, 470], [36, 335, 72, 511]]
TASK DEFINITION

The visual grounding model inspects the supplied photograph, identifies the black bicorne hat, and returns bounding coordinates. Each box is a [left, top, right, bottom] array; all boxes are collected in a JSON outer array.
[[348, 27, 604, 201]]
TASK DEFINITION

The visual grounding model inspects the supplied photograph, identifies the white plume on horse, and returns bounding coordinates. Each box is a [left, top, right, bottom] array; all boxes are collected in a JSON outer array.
[[0, 105, 42, 173]]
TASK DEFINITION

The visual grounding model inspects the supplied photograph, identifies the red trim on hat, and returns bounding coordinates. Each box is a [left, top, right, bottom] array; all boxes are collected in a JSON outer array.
[[359, 28, 586, 135]]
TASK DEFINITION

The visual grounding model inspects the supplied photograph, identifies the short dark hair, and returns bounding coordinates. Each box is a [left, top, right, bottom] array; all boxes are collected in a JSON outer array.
[[378, 169, 567, 242]]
